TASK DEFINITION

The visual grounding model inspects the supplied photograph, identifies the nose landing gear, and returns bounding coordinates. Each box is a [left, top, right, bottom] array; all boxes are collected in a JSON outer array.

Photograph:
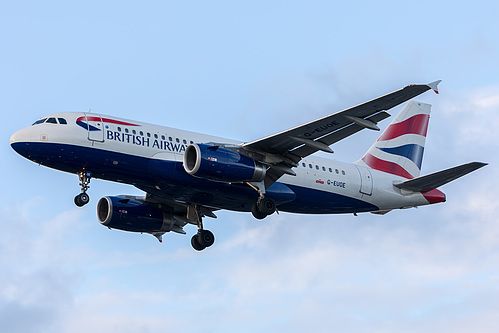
[[74, 171, 92, 207]]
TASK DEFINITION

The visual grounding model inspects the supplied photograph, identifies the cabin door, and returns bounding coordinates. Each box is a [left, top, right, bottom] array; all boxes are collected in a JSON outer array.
[[355, 165, 373, 196], [85, 114, 105, 142]]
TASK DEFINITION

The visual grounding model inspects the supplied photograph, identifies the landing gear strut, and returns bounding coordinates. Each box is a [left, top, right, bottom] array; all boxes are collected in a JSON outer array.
[[74, 170, 92, 207], [188, 204, 215, 251]]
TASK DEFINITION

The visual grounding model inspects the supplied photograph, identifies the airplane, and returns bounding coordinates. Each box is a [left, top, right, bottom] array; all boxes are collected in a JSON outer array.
[[10, 80, 487, 251]]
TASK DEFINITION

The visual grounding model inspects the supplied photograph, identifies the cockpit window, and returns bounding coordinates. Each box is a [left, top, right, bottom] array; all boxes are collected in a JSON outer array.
[[32, 118, 47, 125], [58, 118, 67, 124], [46, 118, 57, 124]]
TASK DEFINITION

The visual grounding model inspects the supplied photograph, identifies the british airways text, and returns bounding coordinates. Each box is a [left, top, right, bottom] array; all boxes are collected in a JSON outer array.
[[106, 131, 187, 153]]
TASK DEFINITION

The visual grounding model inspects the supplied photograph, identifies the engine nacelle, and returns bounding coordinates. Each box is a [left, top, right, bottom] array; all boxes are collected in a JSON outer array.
[[97, 196, 170, 233], [183, 143, 266, 183]]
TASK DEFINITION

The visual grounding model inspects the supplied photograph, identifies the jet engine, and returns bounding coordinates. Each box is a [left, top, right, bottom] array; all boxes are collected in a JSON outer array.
[[97, 196, 173, 233], [183, 144, 266, 183]]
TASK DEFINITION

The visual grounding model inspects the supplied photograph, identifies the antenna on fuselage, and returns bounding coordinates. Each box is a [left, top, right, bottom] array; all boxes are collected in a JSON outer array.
[[88, 108, 92, 113]]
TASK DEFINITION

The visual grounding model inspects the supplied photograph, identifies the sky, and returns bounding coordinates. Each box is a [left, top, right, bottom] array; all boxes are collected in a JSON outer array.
[[1, 1, 499, 332]]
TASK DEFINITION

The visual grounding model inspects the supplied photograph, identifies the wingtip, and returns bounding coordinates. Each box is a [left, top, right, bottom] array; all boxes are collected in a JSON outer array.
[[427, 80, 442, 94], [473, 161, 488, 169]]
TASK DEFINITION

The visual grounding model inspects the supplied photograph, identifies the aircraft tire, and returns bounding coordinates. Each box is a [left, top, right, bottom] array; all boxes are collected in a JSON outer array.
[[74, 193, 89, 207], [197, 229, 215, 248], [251, 203, 268, 220], [257, 197, 276, 215], [191, 234, 206, 251]]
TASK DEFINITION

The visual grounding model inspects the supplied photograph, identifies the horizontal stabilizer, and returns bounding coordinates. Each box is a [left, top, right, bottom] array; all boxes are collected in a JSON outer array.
[[427, 80, 442, 94], [394, 162, 487, 192]]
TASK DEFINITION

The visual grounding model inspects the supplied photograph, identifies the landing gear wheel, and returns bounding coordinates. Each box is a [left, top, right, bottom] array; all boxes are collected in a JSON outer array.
[[74, 192, 90, 207], [257, 197, 276, 215], [191, 234, 206, 251], [251, 202, 268, 220], [197, 229, 215, 248], [75, 170, 92, 207]]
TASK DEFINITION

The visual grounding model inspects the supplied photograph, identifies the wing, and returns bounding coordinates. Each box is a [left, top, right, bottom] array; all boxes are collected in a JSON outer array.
[[241, 81, 441, 187]]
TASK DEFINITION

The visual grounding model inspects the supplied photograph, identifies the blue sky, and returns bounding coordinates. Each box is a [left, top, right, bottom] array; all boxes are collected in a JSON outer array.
[[1, 1, 499, 332]]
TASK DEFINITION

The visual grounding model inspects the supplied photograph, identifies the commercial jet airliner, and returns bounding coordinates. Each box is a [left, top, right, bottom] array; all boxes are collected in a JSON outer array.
[[10, 81, 486, 250]]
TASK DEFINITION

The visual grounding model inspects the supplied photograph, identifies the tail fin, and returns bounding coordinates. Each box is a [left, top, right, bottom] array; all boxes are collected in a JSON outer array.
[[356, 101, 431, 179]]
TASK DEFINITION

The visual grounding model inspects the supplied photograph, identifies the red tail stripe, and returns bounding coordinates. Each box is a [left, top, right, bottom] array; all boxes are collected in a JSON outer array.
[[362, 153, 414, 179], [76, 116, 140, 127], [378, 114, 429, 141]]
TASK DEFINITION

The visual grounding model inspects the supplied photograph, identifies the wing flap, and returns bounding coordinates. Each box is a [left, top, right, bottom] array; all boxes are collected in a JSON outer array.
[[394, 162, 487, 192], [289, 111, 391, 158]]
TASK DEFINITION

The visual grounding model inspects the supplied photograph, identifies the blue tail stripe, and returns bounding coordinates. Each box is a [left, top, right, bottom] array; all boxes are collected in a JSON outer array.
[[378, 144, 424, 169]]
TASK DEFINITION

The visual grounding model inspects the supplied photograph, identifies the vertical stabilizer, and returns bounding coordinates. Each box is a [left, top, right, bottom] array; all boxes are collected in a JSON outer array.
[[355, 101, 431, 179]]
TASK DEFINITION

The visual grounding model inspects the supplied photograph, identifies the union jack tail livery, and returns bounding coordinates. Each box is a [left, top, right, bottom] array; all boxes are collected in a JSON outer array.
[[357, 101, 430, 179]]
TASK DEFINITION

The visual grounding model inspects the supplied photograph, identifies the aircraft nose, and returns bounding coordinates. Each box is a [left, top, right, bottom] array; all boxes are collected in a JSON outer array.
[[10, 127, 32, 157]]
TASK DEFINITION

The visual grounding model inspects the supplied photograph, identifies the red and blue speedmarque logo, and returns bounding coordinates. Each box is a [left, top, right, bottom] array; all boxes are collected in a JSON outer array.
[[76, 116, 140, 131]]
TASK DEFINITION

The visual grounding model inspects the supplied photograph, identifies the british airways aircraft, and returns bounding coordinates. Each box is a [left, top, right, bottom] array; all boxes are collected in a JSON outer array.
[[10, 81, 486, 250]]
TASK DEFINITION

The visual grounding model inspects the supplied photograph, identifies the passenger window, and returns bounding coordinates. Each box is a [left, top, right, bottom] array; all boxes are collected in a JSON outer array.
[[118, 127, 122, 132], [58, 118, 67, 124], [125, 128, 129, 133], [322, 166, 326, 171], [176, 138, 180, 143], [309, 164, 312, 169], [183, 139, 187, 144], [147, 133, 151, 137], [154, 134, 158, 139], [132, 130, 136, 135], [335, 169, 339, 174], [329, 168, 333, 173], [46, 118, 57, 124], [140, 131, 144, 136], [190, 141, 194, 144], [302, 163, 306, 167], [342, 170, 346, 175], [169, 137, 173, 141], [161, 135, 165, 140], [316, 165, 319, 170], [32, 118, 47, 125]]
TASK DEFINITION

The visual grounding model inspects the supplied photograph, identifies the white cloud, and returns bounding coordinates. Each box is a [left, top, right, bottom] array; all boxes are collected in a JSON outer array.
[[437, 86, 499, 146], [0, 201, 90, 333]]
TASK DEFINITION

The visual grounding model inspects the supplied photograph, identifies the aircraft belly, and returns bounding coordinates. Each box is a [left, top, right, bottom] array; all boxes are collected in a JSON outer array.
[[19, 142, 379, 214], [14, 142, 152, 184], [277, 184, 379, 214]]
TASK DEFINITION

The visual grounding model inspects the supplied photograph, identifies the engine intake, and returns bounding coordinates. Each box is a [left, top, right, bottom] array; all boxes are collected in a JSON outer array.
[[183, 144, 266, 183]]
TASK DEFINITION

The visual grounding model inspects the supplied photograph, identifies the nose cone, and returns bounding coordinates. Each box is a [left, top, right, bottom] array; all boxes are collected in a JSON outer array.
[[10, 127, 32, 157]]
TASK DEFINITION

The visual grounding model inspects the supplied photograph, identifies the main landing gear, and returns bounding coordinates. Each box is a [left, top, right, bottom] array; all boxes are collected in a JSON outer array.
[[251, 197, 276, 219], [188, 204, 215, 251], [74, 170, 92, 207], [247, 182, 276, 220], [191, 229, 215, 251]]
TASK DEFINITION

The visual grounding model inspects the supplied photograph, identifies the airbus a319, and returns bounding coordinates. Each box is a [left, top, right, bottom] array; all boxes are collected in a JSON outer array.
[[10, 80, 486, 250]]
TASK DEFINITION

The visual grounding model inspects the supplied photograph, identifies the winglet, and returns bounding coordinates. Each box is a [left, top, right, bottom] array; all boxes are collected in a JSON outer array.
[[427, 80, 442, 94]]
